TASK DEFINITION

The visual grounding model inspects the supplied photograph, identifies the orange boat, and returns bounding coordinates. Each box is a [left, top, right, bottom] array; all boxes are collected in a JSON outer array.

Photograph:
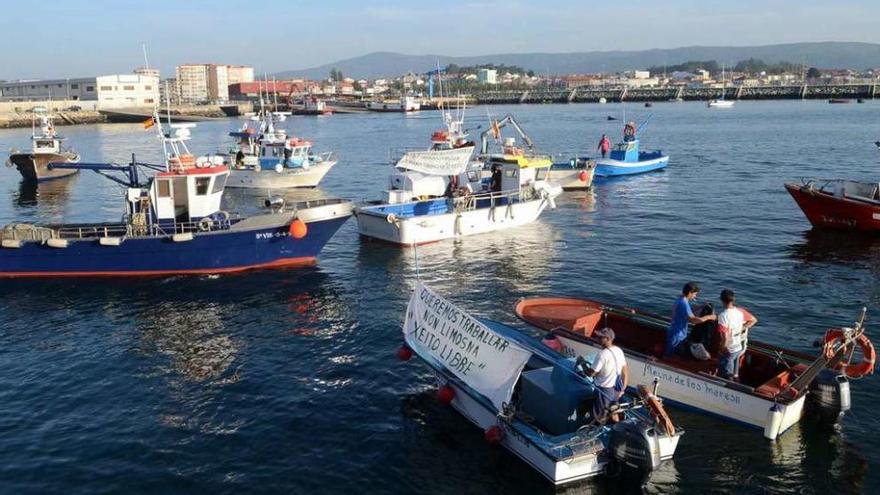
[[515, 297, 874, 439]]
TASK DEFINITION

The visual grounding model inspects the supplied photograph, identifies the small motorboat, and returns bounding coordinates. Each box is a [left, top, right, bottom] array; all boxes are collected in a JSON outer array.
[[785, 179, 880, 232], [224, 108, 337, 189], [828, 99, 851, 104], [5, 108, 79, 182], [399, 282, 683, 486], [644, 102, 653, 108], [606, 115, 617, 121], [366, 95, 421, 112], [707, 99, 734, 108], [0, 114, 352, 278], [550, 157, 596, 190], [594, 121, 668, 177], [515, 298, 874, 439]]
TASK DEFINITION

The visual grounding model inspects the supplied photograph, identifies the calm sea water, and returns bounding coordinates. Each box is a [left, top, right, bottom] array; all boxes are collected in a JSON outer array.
[[1, 101, 879, 494]]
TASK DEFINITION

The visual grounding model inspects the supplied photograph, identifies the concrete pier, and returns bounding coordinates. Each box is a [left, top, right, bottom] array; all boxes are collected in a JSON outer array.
[[469, 83, 878, 104]]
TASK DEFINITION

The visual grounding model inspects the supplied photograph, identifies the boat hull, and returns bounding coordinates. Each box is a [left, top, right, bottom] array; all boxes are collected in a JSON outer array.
[[785, 182, 880, 232], [552, 336, 806, 438], [594, 155, 668, 177], [355, 196, 554, 246], [549, 160, 595, 190], [0, 206, 351, 278], [226, 161, 335, 189], [439, 372, 607, 485], [7, 152, 79, 182]]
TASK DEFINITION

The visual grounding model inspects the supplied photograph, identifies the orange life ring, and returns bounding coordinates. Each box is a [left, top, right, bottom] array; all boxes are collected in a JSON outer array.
[[637, 385, 675, 436], [822, 328, 876, 378]]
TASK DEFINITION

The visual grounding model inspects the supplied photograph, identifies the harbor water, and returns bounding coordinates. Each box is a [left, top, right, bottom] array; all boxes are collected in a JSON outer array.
[[1, 101, 878, 493]]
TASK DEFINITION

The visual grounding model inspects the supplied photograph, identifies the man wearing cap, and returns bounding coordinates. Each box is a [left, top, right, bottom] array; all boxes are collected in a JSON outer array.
[[716, 289, 758, 381], [578, 327, 628, 423], [665, 282, 716, 359]]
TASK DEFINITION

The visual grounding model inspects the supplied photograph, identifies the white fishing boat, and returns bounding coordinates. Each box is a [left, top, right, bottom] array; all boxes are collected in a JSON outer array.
[[516, 298, 875, 439], [355, 146, 560, 245], [224, 109, 337, 189], [399, 282, 683, 486], [6, 108, 80, 182]]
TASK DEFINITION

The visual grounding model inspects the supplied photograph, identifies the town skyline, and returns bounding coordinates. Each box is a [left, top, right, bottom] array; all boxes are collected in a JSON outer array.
[[2, 0, 879, 79]]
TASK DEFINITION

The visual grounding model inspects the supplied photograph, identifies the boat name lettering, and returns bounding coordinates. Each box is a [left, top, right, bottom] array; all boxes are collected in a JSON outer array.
[[255, 231, 287, 240], [643, 363, 740, 404]]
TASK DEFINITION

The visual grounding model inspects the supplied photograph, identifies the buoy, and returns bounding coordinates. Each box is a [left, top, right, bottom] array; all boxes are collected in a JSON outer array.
[[289, 219, 308, 239], [275, 163, 284, 173], [484, 425, 504, 445], [578, 170, 589, 182], [763, 403, 784, 439], [823, 328, 876, 378], [396, 345, 413, 361], [542, 333, 563, 352], [437, 385, 455, 404]]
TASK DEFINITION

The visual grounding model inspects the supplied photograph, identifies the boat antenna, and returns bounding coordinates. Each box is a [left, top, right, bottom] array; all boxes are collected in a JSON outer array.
[[141, 43, 150, 71]]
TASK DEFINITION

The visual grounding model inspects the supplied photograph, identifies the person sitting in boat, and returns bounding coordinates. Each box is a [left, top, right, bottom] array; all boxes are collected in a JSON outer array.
[[597, 134, 611, 158], [716, 289, 758, 381], [623, 122, 636, 142], [664, 282, 716, 359], [576, 327, 628, 423]]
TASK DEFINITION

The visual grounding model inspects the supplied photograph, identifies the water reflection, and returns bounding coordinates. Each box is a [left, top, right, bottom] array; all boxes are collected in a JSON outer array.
[[13, 175, 77, 210], [788, 229, 880, 266]]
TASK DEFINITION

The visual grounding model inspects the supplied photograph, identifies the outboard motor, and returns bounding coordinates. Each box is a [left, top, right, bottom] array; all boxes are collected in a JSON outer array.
[[807, 369, 850, 423], [609, 420, 661, 474]]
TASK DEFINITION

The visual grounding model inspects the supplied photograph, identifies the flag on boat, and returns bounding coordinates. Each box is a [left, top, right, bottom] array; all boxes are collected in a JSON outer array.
[[403, 282, 531, 411], [491, 119, 501, 140], [143, 117, 155, 129], [395, 146, 474, 176]]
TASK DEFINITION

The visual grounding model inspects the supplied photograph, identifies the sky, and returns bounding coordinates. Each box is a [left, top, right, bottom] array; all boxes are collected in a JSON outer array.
[[1, 0, 877, 80]]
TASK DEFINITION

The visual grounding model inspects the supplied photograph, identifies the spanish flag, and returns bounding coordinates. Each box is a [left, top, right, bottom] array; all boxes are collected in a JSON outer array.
[[491, 119, 501, 140], [143, 117, 155, 129]]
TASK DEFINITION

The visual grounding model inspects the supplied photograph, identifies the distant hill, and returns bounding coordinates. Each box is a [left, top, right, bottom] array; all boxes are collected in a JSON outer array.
[[275, 42, 880, 80]]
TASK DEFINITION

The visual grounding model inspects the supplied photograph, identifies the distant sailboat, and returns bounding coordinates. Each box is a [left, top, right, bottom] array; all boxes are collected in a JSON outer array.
[[708, 64, 735, 108]]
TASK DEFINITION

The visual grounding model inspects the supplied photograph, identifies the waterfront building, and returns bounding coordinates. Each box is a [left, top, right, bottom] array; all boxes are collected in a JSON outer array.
[[478, 68, 497, 84], [175, 64, 254, 103], [0, 72, 159, 109]]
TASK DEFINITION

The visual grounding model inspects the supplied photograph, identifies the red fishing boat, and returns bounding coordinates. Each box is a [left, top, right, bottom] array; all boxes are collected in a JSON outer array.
[[785, 179, 880, 232]]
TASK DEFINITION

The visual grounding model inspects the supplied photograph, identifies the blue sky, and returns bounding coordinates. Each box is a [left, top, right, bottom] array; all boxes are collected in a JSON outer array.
[[1, 0, 877, 79]]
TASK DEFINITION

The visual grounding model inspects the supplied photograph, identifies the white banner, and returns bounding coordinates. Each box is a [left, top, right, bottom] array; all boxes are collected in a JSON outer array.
[[395, 146, 474, 176], [403, 282, 532, 411]]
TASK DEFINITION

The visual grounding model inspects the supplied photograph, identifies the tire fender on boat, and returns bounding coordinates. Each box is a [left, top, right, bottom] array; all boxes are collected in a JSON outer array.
[[822, 329, 876, 378]]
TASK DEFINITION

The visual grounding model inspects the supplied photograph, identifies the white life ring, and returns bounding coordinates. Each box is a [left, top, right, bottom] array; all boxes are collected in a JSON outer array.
[[386, 213, 397, 224], [198, 218, 213, 232], [216, 210, 230, 222], [254, 163, 262, 173]]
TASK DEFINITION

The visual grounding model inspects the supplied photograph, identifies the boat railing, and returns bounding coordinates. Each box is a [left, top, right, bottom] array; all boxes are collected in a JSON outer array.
[[312, 151, 336, 163], [452, 186, 540, 213], [46, 216, 238, 240]]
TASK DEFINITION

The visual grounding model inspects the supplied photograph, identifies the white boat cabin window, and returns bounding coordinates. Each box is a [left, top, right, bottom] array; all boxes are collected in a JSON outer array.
[[211, 174, 226, 194], [195, 177, 211, 196], [466, 170, 479, 182], [535, 168, 548, 181], [35, 140, 54, 148], [505, 169, 518, 178], [157, 179, 171, 198], [293, 147, 306, 157]]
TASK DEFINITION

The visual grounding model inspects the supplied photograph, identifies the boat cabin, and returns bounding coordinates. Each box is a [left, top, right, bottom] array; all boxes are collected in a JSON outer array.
[[143, 155, 229, 224], [610, 140, 640, 161], [386, 161, 483, 204], [258, 138, 313, 169]]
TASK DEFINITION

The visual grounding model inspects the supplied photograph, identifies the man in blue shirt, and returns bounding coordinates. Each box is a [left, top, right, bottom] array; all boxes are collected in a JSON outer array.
[[665, 282, 716, 358]]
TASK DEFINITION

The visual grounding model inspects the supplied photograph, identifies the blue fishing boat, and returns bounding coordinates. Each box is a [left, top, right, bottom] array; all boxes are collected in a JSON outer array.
[[399, 282, 683, 486], [0, 116, 352, 278], [594, 121, 668, 177]]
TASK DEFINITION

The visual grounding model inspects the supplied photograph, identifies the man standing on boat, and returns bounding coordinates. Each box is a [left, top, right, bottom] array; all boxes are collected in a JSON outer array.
[[577, 327, 628, 423], [665, 282, 716, 359], [597, 134, 611, 158], [716, 289, 758, 381]]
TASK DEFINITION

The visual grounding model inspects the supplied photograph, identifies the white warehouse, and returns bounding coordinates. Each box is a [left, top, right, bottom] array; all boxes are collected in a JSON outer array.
[[0, 72, 160, 109]]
